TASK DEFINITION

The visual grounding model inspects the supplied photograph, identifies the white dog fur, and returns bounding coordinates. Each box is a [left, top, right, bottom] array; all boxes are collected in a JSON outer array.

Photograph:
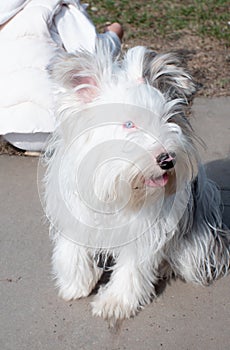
[[43, 43, 230, 326]]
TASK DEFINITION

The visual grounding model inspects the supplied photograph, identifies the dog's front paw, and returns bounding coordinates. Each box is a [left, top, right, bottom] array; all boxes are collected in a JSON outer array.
[[91, 290, 139, 325], [52, 239, 103, 301], [56, 266, 103, 301], [57, 281, 92, 301]]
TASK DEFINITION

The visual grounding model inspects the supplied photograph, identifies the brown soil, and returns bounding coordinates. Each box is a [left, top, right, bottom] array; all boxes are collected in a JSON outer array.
[[122, 30, 230, 97]]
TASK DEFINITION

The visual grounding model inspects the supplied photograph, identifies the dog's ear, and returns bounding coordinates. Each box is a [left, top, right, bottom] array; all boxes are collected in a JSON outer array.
[[142, 50, 196, 98], [48, 52, 99, 102]]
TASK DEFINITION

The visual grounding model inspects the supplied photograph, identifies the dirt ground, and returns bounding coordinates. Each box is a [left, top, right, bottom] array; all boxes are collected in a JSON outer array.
[[124, 32, 230, 98]]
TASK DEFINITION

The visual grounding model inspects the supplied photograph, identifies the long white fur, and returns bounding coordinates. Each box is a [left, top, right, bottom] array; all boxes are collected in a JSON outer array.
[[43, 44, 230, 326]]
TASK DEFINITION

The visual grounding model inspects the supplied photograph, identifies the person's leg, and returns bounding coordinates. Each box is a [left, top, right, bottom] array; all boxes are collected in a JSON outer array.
[[97, 22, 123, 57], [105, 22, 123, 41]]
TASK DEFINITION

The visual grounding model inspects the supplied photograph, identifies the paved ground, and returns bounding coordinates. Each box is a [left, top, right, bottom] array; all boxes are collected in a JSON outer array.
[[0, 97, 229, 350]]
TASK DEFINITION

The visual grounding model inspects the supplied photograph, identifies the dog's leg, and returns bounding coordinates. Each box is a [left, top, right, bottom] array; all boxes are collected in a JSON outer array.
[[52, 235, 103, 300], [91, 247, 158, 325]]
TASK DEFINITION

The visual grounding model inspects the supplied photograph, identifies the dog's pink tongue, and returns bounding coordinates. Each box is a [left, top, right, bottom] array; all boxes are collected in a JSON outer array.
[[145, 173, 169, 187]]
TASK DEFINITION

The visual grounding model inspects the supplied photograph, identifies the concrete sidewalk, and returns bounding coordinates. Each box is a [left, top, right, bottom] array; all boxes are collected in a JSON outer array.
[[0, 97, 229, 350]]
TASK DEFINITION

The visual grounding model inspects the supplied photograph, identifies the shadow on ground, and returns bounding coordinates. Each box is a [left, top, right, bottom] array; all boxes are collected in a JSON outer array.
[[205, 158, 230, 228]]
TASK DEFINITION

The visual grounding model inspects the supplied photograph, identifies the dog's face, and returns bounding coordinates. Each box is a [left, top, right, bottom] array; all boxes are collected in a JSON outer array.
[[50, 46, 198, 214]]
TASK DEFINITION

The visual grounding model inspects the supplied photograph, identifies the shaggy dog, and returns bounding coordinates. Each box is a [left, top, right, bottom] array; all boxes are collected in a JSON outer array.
[[43, 43, 230, 326]]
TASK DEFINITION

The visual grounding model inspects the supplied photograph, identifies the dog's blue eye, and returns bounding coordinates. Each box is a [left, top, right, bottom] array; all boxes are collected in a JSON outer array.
[[124, 121, 135, 129]]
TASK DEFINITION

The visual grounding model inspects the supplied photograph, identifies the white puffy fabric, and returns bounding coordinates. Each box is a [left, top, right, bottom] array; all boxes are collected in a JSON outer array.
[[0, 0, 97, 150]]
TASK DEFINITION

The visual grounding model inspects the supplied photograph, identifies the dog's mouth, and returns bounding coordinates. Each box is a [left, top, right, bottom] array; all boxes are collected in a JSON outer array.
[[145, 173, 169, 188]]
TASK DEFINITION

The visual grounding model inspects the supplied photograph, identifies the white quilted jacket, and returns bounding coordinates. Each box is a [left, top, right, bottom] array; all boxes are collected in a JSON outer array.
[[0, 0, 96, 135]]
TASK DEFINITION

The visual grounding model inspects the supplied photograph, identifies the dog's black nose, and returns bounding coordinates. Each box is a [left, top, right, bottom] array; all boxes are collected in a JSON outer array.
[[156, 152, 176, 170]]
